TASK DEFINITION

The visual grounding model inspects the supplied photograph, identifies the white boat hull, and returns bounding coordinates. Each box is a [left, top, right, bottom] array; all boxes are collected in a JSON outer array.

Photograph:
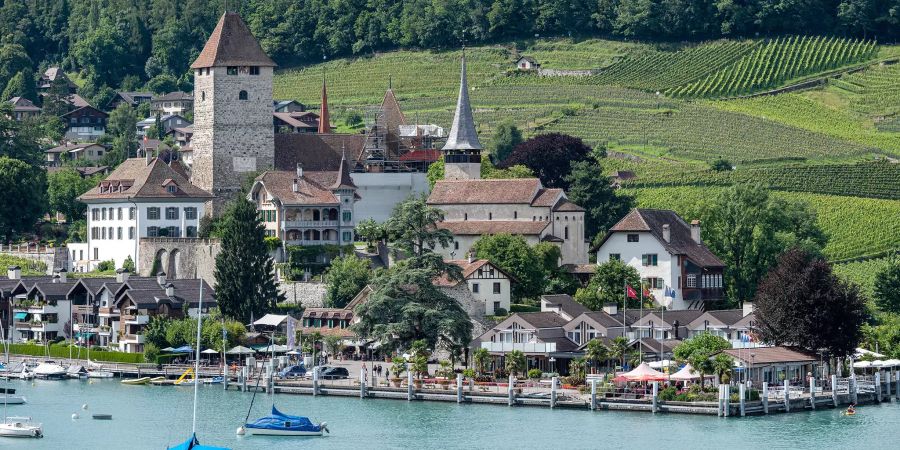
[[1, 395, 25, 405], [244, 427, 323, 436], [87, 371, 114, 378], [0, 421, 42, 438]]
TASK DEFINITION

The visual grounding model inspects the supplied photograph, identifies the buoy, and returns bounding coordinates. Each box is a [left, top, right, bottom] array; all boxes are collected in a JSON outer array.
[[82, 403, 88, 410], [71, 413, 79, 420], [236, 426, 245, 436], [89, 380, 94, 384]]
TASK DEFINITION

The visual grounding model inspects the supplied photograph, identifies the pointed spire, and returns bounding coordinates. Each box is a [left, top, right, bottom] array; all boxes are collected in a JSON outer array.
[[442, 50, 482, 151], [318, 70, 330, 134], [191, 12, 276, 69], [331, 143, 356, 190]]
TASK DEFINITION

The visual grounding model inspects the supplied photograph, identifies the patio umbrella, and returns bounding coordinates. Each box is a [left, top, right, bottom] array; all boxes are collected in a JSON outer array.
[[648, 360, 676, 369], [882, 359, 900, 367], [201, 349, 219, 354], [161, 347, 175, 352], [285, 350, 301, 355], [670, 364, 702, 381], [171, 345, 193, 353], [622, 362, 669, 382], [225, 345, 254, 355], [852, 360, 873, 369]]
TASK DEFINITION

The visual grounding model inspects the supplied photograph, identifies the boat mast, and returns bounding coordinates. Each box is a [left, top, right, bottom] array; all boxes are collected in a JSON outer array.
[[192, 278, 204, 434]]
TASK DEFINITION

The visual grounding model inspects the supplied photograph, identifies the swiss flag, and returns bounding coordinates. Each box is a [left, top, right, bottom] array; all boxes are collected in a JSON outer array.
[[626, 285, 638, 299]]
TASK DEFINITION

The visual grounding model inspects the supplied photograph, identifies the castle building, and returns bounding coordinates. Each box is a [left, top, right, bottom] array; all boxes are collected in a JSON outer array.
[[190, 12, 277, 216], [426, 55, 589, 265]]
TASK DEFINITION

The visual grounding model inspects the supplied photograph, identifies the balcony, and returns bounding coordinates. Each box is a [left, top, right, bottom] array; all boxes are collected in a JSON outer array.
[[282, 239, 339, 246], [98, 325, 112, 336], [98, 307, 118, 317], [122, 334, 145, 344], [124, 314, 149, 325], [480, 342, 557, 354], [14, 321, 31, 329], [73, 305, 95, 314], [283, 220, 339, 228]]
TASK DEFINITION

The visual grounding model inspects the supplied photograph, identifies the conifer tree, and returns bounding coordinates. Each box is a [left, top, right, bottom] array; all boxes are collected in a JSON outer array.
[[213, 197, 283, 322]]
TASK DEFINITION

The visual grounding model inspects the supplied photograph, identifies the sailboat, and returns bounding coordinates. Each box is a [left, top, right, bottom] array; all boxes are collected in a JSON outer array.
[[166, 278, 229, 450], [236, 333, 328, 437], [0, 323, 41, 438]]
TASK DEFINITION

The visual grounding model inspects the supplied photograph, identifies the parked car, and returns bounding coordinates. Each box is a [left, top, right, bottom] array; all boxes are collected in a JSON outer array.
[[319, 366, 350, 380], [278, 364, 307, 379]]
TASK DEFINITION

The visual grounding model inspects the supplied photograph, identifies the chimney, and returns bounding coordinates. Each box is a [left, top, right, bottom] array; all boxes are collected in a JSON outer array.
[[296, 163, 303, 178], [7, 265, 20, 280], [743, 301, 755, 317], [690, 220, 701, 244], [157, 271, 167, 286], [662, 224, 671, 243], [146, 150, 152, 165], [56, 268, 67, 283], [603, 302, 617, 315], [673, 320, 680, 339], [467, 251, 474, 264], [165, 282, 175, 297], [292, 178, 298, 192], [116, 267, 130, 283]]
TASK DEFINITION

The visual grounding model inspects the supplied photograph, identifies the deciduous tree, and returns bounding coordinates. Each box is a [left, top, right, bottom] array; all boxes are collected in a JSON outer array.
[[565, 159, 633, 242], [874, 255, 900, 314], [472, 233, 546, 300], [47, 168, 99, 221], [324, 253, 371, 308], [499, 133, 593, 189], [673, 333, 731, 387], [574, 258, 640, 310], [488, 120, 522, 164], [0, 156, 45, 240]]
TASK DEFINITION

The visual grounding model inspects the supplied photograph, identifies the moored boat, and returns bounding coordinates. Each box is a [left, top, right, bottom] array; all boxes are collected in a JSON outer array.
[[87, 370, 114, 378], [238, 406, 328, 436], [121, 377, 152, 385], [0, 417, 42, 438], [33, 362, 67, 380]]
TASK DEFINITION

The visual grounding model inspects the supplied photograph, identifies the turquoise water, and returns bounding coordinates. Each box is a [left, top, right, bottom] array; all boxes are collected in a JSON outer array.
[[1, 378, 899, 449]]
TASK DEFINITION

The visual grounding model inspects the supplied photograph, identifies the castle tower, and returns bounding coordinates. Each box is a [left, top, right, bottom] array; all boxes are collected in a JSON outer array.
[[190, 12, 276, 216], [318, 74, 330, 134], [442, 53, 482, 180]]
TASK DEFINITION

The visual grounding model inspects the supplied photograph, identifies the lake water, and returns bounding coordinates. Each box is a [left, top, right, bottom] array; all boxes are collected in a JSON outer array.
[[1, 378, 899, 449]]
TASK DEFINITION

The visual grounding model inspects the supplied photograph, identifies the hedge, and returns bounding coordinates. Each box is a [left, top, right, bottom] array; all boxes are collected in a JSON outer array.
[[7, 343, 144, 364]]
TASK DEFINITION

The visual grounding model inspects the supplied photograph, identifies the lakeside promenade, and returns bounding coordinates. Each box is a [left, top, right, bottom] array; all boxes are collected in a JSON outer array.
[[6, 354, 899, 417]]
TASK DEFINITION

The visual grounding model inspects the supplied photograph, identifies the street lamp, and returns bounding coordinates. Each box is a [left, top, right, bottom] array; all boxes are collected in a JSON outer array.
[[750, 353, 756, 386], [549, 357, 556, 374]]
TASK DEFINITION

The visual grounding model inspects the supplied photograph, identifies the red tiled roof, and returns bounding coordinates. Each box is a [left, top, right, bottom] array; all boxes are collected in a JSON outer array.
[[397, 149, 441, 162], [601, 209, 724, 268], [531, 188, 563, 207], [427, 178, 542, 205], [274, 133, 366, 172], [78, 157, 212, 201], [255, 170, 341, 206], [191, 12, 276, 69], [436, 220, 549, 236]]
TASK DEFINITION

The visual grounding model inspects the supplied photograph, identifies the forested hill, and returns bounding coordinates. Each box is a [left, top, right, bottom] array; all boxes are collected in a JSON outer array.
[[1, 0, 898, 102]]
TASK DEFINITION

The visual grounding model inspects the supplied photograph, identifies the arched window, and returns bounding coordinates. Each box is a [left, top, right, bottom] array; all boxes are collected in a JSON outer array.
[[239, 90, 248, 100]]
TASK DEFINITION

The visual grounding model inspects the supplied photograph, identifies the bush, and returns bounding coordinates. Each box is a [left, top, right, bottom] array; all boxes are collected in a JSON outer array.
[[7, 343, 144, 363], [493, 307, 508, 316], [527, 368, 543, 379], [264, 236, 282, 252], [509, 303, 540, 313], [96, 260, 115, 271], [658, 386, 678, 401], [462, 368, 476, 378], [143, 343, 159, 363]]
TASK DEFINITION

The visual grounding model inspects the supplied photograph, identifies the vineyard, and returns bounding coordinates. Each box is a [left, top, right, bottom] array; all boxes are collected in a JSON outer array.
[[833, 257, 893, 299], [523, 39, 642, 70], [627, 186, 900, 262], [668, 36, 877, 98], [829, 62, 900, 117]]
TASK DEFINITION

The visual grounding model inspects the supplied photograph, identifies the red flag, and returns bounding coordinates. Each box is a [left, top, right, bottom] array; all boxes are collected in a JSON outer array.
[[626, 284, 638, 299]]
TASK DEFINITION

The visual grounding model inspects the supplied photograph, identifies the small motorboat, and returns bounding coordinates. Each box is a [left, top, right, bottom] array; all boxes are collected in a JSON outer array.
[[0, 416, 42, 438], [121, 377, 152, 385], [66, 365, 89, 379], [33, 362, 67, 380], [0, 394, 25, 405], [91, 414, 112, 420], [237, 406, 328, 436], [87, 370, 114, 379], [203, 376, 224, 385]]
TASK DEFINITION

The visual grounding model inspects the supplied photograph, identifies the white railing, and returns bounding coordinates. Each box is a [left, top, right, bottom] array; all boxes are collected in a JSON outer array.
[[283, 220, 339, 228], [481, 342, 557, 353]]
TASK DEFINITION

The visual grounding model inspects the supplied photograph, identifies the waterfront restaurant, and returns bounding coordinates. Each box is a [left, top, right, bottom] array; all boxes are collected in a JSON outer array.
[[474, 312, 579, 374], [721, 346, 820, 385]]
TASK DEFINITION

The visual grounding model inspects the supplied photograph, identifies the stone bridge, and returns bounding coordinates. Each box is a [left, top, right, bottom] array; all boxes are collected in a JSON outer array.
[[138, 238, 220, 284]]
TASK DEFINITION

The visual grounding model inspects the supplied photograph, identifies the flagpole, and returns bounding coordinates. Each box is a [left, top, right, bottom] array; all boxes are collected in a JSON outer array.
[[660, 289, 665, 363], [639, 283, 643, 364]]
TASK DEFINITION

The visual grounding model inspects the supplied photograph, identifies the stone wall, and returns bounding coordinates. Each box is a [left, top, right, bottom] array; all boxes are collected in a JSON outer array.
[[278, 282, 326, 308], [0, 245, 67, 274], [439, 284, 492, 339], [138, 238, 220, 284]]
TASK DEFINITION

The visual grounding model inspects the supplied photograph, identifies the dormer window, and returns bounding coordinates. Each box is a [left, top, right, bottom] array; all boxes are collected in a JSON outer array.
[[167, 185, 177, 194]]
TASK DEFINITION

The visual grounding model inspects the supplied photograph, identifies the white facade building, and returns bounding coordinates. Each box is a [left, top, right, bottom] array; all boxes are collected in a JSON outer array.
[[351, 172, 429, 223], [595, 209, 725, 310], [437, 259, 513, 316], [76, 157, 212, 272]]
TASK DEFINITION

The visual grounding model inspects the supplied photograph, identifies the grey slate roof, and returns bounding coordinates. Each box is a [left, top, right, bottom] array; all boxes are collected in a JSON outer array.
[[442, 54, 482, 151], [541, 294, 589, 318]]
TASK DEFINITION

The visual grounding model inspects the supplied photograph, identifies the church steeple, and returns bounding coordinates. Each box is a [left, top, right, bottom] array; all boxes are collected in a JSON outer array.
[[318, 71, 330, 134], [442, 51, 482, 180], [442, 51, 482, 152]]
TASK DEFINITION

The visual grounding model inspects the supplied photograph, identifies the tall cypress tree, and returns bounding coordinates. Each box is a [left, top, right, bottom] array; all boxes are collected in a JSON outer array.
[[213, 197, 283, 322]]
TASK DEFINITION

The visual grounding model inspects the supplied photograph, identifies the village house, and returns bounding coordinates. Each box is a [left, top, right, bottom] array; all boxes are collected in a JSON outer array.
[[248, 155, 358, 247], [274, 99, 305, 113], [475, 312, 578, 374], [137, 114, 191, 137], [151, 91, 193, 116], [722, 346, 819, 386], [37, 67, 77, 94], [7, 97, 41, 121], [62, 105, 108, 141], [9, 269, 75, 343], [435, 258, 514, 316], [562, 303, 644, 346], [44, 142, 107, 166], [107, 91, 153, 110], [515, 56, 540, 70], [595, 209, 725, 310], [274, 111, 320, 133], [540, 294, 590, 321], [76, 156, 212, 273], [169, 126, 193, 148]]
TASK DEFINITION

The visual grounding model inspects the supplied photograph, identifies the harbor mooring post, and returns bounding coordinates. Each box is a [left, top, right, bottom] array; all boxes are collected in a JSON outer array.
[[590, 379, 597, 411], [739, 383, 746, 416], [359, 368, 366, 399], [809, 377, 816, 410], [831, 375, 838, 407], [407, 370, 414, 401], [851, 374, 858, 405], [550, 376, 558, 408], [876, 372, 882, 402], [724, 384, 731, 417], [895, 372, 900, 402], [223, 363, 228, 391], [783, 380, 790, 412], [456, 373, 463, 403], [762, 382, 769, 414], [312, 366, 319, 396], [508, 375, 515, 407], [717, 385, 724, 417], [651, 382, 659, 413]]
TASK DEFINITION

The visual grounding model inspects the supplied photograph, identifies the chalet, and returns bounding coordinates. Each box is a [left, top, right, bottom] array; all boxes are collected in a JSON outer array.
[[515, 56, 540, 70], [44, 143, 107, 166], [435, 258, 514, 316], [11, 270, 76, 343], [299, 286, 370, 357], [151, 92, 193, 116], [107, 91, 153, 110], [595, 209, 725, 310], [137, 114, 191, 137], [540, 294, 589, 321], [474, 312, 577, 374], [274, 100, 305, 113], [274, 111, 320, 133], [562, 303, 643, 346], [37, 67, 77, 94], [61, 106, 108, 141], [169, 126, 193, 147], [7, 97, 41, 121]]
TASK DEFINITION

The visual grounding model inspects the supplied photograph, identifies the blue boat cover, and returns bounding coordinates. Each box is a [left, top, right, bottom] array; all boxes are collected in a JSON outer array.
[[245, 406, 321, 432], [167, 433, 230, 450]]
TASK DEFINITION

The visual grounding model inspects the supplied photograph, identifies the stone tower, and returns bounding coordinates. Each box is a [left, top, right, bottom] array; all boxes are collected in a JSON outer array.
[[190, 12, 277, 216], [442, 53, 482, 180]]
